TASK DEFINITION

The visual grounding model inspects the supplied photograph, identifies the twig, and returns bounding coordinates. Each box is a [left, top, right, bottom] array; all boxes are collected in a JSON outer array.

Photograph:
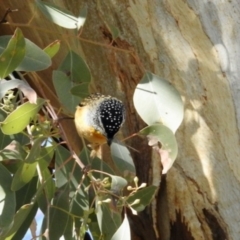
[[0, 8, 18, 23]]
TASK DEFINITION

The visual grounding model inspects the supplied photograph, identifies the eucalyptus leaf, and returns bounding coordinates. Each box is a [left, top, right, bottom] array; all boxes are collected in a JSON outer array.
[[15, 177, 38, 210], [77, 5, 88, 30], [1, 98, 45, 135], [11, 203, 38, 240], [110, 140, 136, 176], [52, 70, 80, 114], [0, 35, 51, 71], [140, 124, 178, 174], [98, 202, 122, 240], [36, 146, 55, 169], [95, 198, 103, 232], [133, 72, 183, 133], [16, 38, 51, 71], [0, 108, 7, 122], [44, 40, 60, 58], [47, 185, 73, 240], [0, 28, 25, 78], [3, 203, 35, 239], [55, 144, 73, 188], [110, 175, 128, 193], [111, 214, 130, 240], [0, 140, 26, 161], [11, 162, 37, 191], [0, 163, 15, 231], [0, 79, 37, 104], [91, 156, 115, 178], [70, 83, 89, 99], [12, 177, 38, 239], [25, 136, 46, 163], [35, 0, 78, 29], [102, 203, 122, 240], [37, 168, 55, 213], [127, 185, 158, 212], [59, 50, 91, 83]]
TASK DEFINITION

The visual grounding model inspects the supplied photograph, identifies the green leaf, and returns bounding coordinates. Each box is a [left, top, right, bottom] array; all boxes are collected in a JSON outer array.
[[106, 23, 120, 40], [11, 162, 37, 191], [0, 140, 26, 161], [0, 130, 12, 150], [15, 176, 38, 210], [1, 98, 45, 135], [133, 72, 184, 133], [0, 28, 25, 78], [3, 203, 35, 239], [17, 38, 51, 71], [55, 144, 73, 188], [52, 70, 80, 114], [36, 145, 55, 168], [0, 36, 51, 71], [0, 163, 15, 231], [43, 185, 73, 240], [111, 214, 130, 240], [70, 83, 89, 99], [91, 156, 115, 178], [100, 203, 122, 240], [110, 175, 127, 193], [11, 203, 38, 240], [0, 108, 7, 122], [110, 141, 136, 176], [25, 137, 46, 163], [140, 124, 178, 174], [13, 133, 30, 145], [35, 0, 78, 29], [59, 50, 91, 83], [77, 5, 88, 30], [127, 185, 158, 212], [55, 146, 89, 218], [37, 168, 55, 213], [43, 40, 60, 58], [12, 177, 38, 240]]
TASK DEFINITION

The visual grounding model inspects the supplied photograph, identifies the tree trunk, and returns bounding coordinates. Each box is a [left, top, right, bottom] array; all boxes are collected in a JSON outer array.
[[1, 0, 240, 239]]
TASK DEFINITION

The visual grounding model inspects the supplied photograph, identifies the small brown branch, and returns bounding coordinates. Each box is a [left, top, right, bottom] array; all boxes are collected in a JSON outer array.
[[0, 8, 18, 23]]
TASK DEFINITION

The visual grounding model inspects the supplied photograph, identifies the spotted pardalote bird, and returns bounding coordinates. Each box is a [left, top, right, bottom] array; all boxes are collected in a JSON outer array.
[[74, 93, 126, 148]]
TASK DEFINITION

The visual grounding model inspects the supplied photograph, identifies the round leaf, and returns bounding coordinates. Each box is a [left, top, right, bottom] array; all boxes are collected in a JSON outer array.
[[110, 175, 128, 192], [70, 83, 89, 99], [16, 38, 51, 71], [133, 72, 183, 133], [0, 36, 51, 71], [140, 124, 178, 174], [58, 50, 91, 83]]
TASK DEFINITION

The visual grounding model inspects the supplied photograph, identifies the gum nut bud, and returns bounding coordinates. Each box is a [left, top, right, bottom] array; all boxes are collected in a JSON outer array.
[[139, 183, 147, 188], [134, 176, 139, 184], [127, 186, 133, 191], [131, 199, 140, 206]]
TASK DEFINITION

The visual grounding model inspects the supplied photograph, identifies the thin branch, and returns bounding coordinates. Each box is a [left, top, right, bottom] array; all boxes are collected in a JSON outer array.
[[0, 8, 18, 23]]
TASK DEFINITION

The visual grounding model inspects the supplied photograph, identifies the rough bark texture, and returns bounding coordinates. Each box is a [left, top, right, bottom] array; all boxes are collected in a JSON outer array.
[[1, 0, 240, 239]]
